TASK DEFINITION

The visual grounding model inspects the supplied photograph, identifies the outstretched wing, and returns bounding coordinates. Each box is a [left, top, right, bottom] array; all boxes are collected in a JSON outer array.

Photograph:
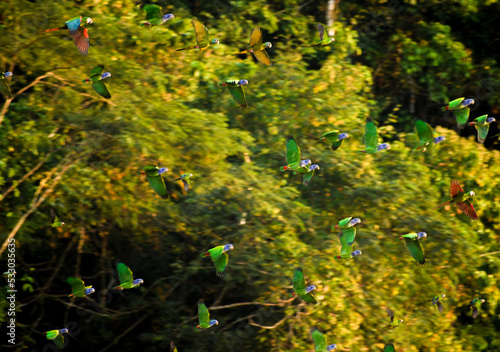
[[386, 308, 395, 323], [302, 169, 316, 186], [475, 124, 489, 144], [208, 246, 224, 261], [50, 208, 59, 223], [71, 27, 90, 56], [252, 49, 271, 66], [310, 327, 327, 352], [214, 253, 229, 277], [301, 291, 318, 304], [90, 65, 104, 79], [92, 80, 111, 99], [383, 343, 396, 352], [146, 174, 169, 199], [117, 262, 133, 285], [415, 120, 434, 144], [317, 23, 325, 41], [192, 19, 209, 48], [227, 85, 248, 108], [453, 108, 470, 129], [456, 200, 478, 220], [404, 238, 426, 265], [54, 334, 65, 349], [198, 300, 210, 325], [364, 118, 379, 149], [437, 301, 444, 313], [0, 77, 12, 99], [249, 26, 263, 47], [449, 180, 463, 197], [292, 267, 306, 293], [340, 227, 356, 246], [144, 4, 162, 20], [285, 136, 301, 164], [66, 277, 85, 293]]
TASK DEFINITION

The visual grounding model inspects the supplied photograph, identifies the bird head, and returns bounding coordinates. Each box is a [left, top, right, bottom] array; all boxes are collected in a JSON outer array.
[[442, 294, 446, 298], [264, 42, 272, 48], [481, 299, 485, 303], [101, 72, 111, 80], [184, 173, 193, 179], [487, 117, 496, 124], [223, 244, 234, 252], [3, 72, 13, 78], [133, 278, 144, 286], [163, 14, 175, 21], [327, 344, 338, 351], [469, 191, 475, 197], [59, 328, 69, 334], [378, 143, 391, 151], [338, 133, 349, 140], [85, 17, 93, 24], [398, 319, 404, 323], [305, 285, 316, 293], [328, 37, 335, 44], [349, 218, 361, 226], [85, 287, 95, 295], [351, 250, 362, 256], [463, 98, 475, 107], [417, 232, 427, 239], [211, 39, 220, 45], [300, 159, 312, 167], [434, 136, 445, 144], [309, 164, 320, 171], [238, 79, 249, 86], [209, 319, 219, 327], [158, 167, 168, 175], [60, 222, 66, 226]]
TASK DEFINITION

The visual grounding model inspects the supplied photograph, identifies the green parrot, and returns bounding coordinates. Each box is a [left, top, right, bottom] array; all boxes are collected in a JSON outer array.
[[235, 27, 272, 66], [335, 226, 362, 260], [430, 294, 446, 313], [469, 298, 485, 319], [197, 299, 218, 329], [141, 5, 174, 26], [201, 244, 234, 277], [44, 16, 93, 55], [173, 173, 193, 192], [220, 80, 249, 108], [310, 327, 337, 351], [294, 164, 320, 186], [359, 118, 390, 153], [176, 19, 219, 51], [437, 180, 478, 220], [170, 341, 178, 352], [280, 136, 312, 171], [0, 72, 13, 100], [113, 262, 144, 290], [290, 267, 317, 304], [413, 119, 445, 152], [383, 308, 403, 329], [332, 217, 361, 246], [45, 328, 69, 349], [442, 97, 475, 129], [319, 130, 348, 150], [47, 209, 65, 228], [66, 277, 95, 297], [399, 232, 427, 266], [383, 343, 396, 352], [469, 115, 496, 143], [312, 24, 335, 47], [141, 165, 169, 199], [2, 270, 15, 280], [83, 65, 111, 99]]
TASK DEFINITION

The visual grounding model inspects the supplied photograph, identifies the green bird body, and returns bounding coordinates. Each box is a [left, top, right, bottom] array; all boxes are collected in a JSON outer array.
[[442, 97, 474, 129], [383, 343, 396, 352], [141, 5, 174, 26], [173, 173, 193, 192], [290, 267, 317, 304], [202, 244, 234, 277], [399, 232, 427, 265], [44, 16, 93, 55], [312, 24, 335, 47], [437, 180, 478, 220], [294, 163, 320, 186], [383, 308, 403, 329], [66, 277, 95, 297], [113, 262, 144, 290], [280, 136, 311, 171], [48, 209, 65, 227], [83, 65, 111, 99], [469, 298, 485, 319], [413, 119, 445, 152], [335, 222, 362, 260], [319, 130, 348, 150], [141, 165, 169, 199], [45, 328, 69, 349], [235, 27, 272, 66], [0, 72, 13, 100], [430, 294, 446, 313], [310, 327, 337, 351], [176, 19, 219, 51], [469, 115, 496, 143], [197, 299, 218, 329], [333, 217, 361, 246], [220, 79, 249, 108], [360, 118, 390, 153]]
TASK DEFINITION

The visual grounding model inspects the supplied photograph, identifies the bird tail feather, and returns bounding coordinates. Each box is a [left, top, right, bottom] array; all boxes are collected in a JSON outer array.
[[43, 27, 61, 32], [441, 106, 448, 112], [436, 201, 450, 208], [234, 50, 249, 55], [176, 46, 197, 51], [280, 166, 290, 171]]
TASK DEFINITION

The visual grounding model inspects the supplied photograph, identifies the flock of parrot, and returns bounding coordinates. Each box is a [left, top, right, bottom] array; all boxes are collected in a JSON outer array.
[[0, 3, 494, 351]]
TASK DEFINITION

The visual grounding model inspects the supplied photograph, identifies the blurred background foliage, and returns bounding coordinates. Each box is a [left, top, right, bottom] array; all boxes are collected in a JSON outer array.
[[0, 0, 499, 351]]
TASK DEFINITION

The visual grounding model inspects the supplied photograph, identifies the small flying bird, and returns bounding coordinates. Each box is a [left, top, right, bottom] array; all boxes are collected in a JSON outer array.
[[44, 16, 93, 55], [141, 4, 174, 26], [437, 180, 478, 220], [83, 65, 111, 99], [0, 72, 13, 100], [413, 119, 445, 152], [319, 130, 348, 150], [45, 328, 69, 349], [399, 232, 427, 266], [235, 27, 272, 66], [113, 262, 144, 290], [176, 19, 219, 51], [430, 294, 446, 313], [442, 97, 475, 129], [360, 118, 390, 153], [170, 341, 178, 352], [66, 277, 95, 297], [335, 225, 362, 260], [47, 209, 65, 228], [383, 308, 403, 329], [311, 24, 335, 47], [290, 267, 317, 304], [294, 164, 320, 186], [197, 299, 218, 329], [173, 173, 193, 192], [469, 115, 496, 143], [141, 165, 169, 199], [310, 327, 337, 352], [383, 343, 396, 352], [201, 244, 234, 277], [332, 217, 361, 246], [280, 136, 311, 171], [2, 271, 15, 279], [220, 80, 249, 108], [469, 298, 485, 319]]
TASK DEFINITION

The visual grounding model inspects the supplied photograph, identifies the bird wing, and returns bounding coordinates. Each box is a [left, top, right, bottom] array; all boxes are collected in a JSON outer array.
[[319, 131, 339, 141], [90, 65, 104, 79], [92, 80, 111, 99], [182, 179, 190, 192], [192, 19, 209, 48], [475, 124, 489, 144], [117, 263, 133, 285], [437, 301, 444, 313], [50, 208, 59, 223], [364, 118, 379, 149], [252, 49, 271, 66], [70, 26, 90, 56], [302, 168, 316, 186], [383, 343, 396, 352], [386, 308, 395, 323], [146, 174, 169, 199], [208, 246, 224, 260], [453, 108, 470, 129], [330, 139, 343, 151], [249, 26, 263, 47], [449, 180, 463, 197], [0, 76, 12, 99], [170, 341, 178, 352], [285, 136, 301, 164], [338, 217, 352, 227], [54, 334, 65, 349], [310, 327, 327, 352], [66, 277, 85, 293], [456, 200, 478, 220], [317, 23, 325, 41], [227, 85, 248, 108], [292, 267, 306, 293], [214, 252, 229, 277], [301, 292, 318, 304], [404, 238, 426, 265], [472, 306, 479, 319], [144, 4, 162, 20], [415, 120, 434, 144], [340, 227, 356, 246], [198, 300, 210, 325], [448, 97, 465, 109]]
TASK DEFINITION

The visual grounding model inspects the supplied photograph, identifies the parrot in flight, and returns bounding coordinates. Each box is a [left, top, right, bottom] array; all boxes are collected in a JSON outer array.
[[399, 232, 427, 266], [202, 244, 234, 277], [47, 209, 65, 228], [280, 136, 311, 171], [430, 294, 446, 313], [442, 97, 474, 129], [469, 115, 496, 143], [413, 119, 445, 152], [220, 80, 249, 108], [113, 262, 144, 290], [44, 16, 93, 55], [335, 223, 362, 260], [172, 173, 193, 192], [383, 308, 403, 329], [197, 299, 218, 329], [319, 130, 348, 151], [66, 277, 95, 297], [176, 19, 219, 51], [360, 118, 390, 153], [235, 27, 272, 66], [83, 65, 111, 99], [141, 166, 169, 199], [437, 180, 478, 220], [333, 217, 361, 246], [141, 4, 174, 26], [311, 24, 335, 47], [294, 164, 320, 186], [310, 327, 337, 351], [45, 328, 69, 349], [0, 72, 13, 100], [469, 298, 485, 319], [290, 267, 317, 304]]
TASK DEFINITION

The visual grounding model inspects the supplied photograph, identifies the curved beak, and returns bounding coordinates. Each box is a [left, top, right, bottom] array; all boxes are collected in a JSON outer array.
[[469, 121, 475, 126]]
